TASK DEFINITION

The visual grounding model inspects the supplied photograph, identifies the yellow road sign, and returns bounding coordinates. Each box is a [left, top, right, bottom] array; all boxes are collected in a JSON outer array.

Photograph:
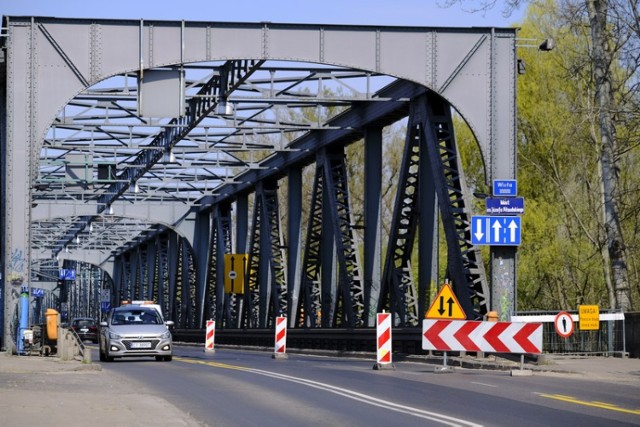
[[224, 253, 248, 294], [425, 284, 466, 319], [579, 305, 599, 330]]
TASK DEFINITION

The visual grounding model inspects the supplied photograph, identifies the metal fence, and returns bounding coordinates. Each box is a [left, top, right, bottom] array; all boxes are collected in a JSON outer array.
[[512, 310, 626, 356]]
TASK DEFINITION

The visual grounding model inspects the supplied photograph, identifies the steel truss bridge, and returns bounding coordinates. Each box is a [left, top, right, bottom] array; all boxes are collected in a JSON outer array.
[[1, 17, 517, 352]]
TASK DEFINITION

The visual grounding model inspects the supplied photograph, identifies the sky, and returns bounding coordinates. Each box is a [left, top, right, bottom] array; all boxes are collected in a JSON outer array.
[[0, 0, 526, 28]]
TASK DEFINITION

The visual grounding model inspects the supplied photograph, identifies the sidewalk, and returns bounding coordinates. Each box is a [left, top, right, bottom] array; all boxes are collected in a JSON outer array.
[[0, 351, 202, 427], [531, 354, 640, 384], [411, 352, 640, 384]]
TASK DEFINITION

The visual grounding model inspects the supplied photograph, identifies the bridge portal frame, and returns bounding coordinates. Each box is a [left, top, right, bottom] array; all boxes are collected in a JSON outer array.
[[1, 16, 517, 351]]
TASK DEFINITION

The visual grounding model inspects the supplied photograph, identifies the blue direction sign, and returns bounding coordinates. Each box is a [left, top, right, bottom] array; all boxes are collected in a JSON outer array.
[[486, 197, 524, 215], [59, 268, 76, 280], [493, 179, 517, 197], [471, 215, 521, 246]]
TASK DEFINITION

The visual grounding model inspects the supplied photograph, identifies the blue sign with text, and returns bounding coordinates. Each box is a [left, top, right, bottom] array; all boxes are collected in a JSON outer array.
[[493, 179, 517, 197], [486, 197, 525, 215], [471, 215, 521, 246]]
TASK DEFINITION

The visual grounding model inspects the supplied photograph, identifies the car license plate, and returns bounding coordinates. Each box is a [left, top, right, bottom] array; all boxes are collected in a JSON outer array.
[[131, 342, 152, 349], [80, 328, 89, 333]]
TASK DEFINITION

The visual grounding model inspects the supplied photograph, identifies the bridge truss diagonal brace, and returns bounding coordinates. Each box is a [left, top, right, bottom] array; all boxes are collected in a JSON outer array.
[[421, 93, 489, 320], [380, 102, 424, 327], [317, 147, 365, 327], [244, 181, 288, 329]]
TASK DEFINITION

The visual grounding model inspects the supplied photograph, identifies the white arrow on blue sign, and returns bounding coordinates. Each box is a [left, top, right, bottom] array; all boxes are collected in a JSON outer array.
[[471, 215, 521, 246]]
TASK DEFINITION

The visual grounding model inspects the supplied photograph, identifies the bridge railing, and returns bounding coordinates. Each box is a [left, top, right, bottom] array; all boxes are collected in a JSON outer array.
[[512, 310, 626, 356], [174, 309, 629, 357]]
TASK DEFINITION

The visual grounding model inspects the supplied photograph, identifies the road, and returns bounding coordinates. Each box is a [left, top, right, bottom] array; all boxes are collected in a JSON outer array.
[[95, 346, 640, 426]]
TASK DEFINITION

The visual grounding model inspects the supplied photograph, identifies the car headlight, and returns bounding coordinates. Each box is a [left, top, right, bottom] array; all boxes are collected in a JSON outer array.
[[161, 330, 171, 340], [109, 331, 122, 339]]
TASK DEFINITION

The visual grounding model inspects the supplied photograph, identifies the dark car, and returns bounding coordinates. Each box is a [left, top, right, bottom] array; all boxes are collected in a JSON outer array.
[[70, 317, 99, 343]]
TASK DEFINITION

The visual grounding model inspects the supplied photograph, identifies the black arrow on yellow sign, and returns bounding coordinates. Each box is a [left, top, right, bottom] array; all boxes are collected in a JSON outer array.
[[438, 296, 456, 317], [225, 253, 247, 294], [425, 283, 466, 319]]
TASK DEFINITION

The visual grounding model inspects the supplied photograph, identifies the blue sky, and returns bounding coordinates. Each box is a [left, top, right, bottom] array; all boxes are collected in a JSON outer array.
[[1, 0, 525, 27]]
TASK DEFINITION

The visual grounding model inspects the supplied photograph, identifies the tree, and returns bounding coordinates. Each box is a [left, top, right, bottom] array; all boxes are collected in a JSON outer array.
[[447, 0, 639, 310]]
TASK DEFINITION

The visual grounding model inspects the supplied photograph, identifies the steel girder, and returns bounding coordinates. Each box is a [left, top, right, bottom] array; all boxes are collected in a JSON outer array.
[[380, 94, 489, 323], [58, 90, 490, 330], [50, 59, 265, 257], [380, 109, 423, 327], [297, 147, 365, 328], [2, 17, 518, 349], [422, 93, 490, 319], [211, 203, 233, 327], [243, 181, 287, 329]]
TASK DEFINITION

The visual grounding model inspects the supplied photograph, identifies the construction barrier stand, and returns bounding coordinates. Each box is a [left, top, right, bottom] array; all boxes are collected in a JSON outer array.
[[273, 316, 288, 359], [205, 320, 215, 352], [376, 312, 392, 364]]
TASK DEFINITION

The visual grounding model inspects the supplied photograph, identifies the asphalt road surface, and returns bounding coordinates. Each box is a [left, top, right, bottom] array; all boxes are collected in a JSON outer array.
[[95, 346, 640, 426]]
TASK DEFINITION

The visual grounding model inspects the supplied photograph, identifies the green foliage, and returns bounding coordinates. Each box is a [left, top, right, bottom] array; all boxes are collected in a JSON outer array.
[[510, 0, 640, 310]]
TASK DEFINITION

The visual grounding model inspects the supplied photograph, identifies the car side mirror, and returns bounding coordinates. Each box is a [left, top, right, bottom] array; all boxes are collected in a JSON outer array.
[[100, 321, 108, 327], [165, 320, 174, 327]]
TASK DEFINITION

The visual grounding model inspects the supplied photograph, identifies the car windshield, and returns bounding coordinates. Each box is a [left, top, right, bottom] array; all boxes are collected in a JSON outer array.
[[73, 319, 95, 327], [111, 309, 161, 325]]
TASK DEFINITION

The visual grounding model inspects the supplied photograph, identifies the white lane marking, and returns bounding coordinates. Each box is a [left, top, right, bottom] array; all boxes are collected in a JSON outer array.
[[470, 382, 498, 388], [248, 365, 481, 426], [180, 357, 483, 426]]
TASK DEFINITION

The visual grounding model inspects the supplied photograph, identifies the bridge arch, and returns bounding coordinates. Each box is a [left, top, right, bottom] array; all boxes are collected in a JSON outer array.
[[3, 16, 517, 351]]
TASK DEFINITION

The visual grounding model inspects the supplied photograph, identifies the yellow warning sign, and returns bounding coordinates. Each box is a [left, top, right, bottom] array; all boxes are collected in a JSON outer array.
[[425, 284, 466, 319], [579, 305, 599, 330], [224, 253, 248, 294]]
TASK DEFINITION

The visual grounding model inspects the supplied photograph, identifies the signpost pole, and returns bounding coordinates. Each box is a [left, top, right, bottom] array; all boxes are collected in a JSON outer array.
[[487, 180, 520, 320]]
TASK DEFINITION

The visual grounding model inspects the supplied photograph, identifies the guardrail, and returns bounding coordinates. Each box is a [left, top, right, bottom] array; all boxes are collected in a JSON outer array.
[[512, 310, 626, 356], [174, 327, 424, 355], [175, 310, 631, 357]]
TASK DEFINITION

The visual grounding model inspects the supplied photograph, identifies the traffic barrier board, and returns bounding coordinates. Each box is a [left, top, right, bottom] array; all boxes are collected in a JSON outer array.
[[422, 319, 543, 354]]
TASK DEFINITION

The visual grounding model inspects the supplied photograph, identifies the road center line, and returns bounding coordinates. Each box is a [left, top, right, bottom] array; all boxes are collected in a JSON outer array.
[[536, 393, 640, 416]]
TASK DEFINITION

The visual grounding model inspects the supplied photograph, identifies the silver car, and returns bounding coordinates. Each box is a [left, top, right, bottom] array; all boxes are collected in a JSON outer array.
[[99, 304, 174, 362]]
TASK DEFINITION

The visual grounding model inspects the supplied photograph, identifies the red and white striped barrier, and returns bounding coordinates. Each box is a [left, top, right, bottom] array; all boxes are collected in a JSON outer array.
[[376, 312, 392, 364], [205, 319, 215, 352], [422, 319, 543, 354], [273, 316, 288, 359]]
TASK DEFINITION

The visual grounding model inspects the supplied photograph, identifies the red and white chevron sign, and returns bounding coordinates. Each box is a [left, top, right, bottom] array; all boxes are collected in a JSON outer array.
[[422, 319, 543, 354]]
